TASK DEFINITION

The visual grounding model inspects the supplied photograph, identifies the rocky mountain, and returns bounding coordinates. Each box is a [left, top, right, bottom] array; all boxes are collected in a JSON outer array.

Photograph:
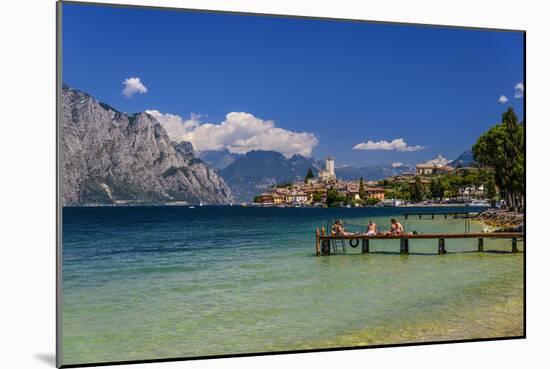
[[198, 149, 243, 170], [62, 85, 232, 206], [449, 150, 476, 168], [335, 163, 414, 181], [219, 150, 320, 202]]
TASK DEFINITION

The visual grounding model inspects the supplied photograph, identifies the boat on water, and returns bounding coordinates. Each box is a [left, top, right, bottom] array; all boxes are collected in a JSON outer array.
[[466, 199, 490, 207]]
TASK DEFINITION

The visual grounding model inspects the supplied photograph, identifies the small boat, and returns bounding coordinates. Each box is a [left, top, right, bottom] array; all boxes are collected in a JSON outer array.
[[466, 200, 490, 207]]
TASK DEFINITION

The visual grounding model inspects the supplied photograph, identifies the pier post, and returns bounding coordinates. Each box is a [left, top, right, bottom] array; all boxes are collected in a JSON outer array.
[[400, 238, 409, 255], [419, 214, 422, 219], [512, 238, 518, 253], [321, 239, 331, 256], [444, 214, 447, 219], [432, 214, 434, 219], [438, 238, 446, 254], [362, 239, 370, 254], [320, 227, 330, 256], [315, 228, 320, 256], [478, 238, 484, 252], [405, 214, 408, 220]]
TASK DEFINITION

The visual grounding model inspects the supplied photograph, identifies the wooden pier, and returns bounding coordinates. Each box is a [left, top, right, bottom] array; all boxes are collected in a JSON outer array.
[[314, 229, 523, 256]]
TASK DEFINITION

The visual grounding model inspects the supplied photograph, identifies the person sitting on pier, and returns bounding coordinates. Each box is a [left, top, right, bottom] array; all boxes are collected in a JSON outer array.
[[331, 219, 353, 236], [386, 218, 404, 235], [365, 220, 378, 236]]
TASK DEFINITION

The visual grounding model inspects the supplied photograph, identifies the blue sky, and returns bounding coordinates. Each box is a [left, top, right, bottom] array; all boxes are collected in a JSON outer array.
[[62, 3, 524, 167]]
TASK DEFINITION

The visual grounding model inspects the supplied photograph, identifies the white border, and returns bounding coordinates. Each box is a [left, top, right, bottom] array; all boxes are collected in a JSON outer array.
[[2, 1, 548, 368]]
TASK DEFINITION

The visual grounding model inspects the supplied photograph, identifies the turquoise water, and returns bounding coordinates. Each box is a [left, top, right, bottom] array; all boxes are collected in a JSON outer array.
[[61, 206, 524, 365]]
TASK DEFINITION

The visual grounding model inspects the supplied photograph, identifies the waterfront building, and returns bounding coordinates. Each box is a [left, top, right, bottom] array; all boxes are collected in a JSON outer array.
[[416, 154, 451, 175], [258, 193, 274, 205], [318, 157, 336, 182], [365, 187, 385, 200]]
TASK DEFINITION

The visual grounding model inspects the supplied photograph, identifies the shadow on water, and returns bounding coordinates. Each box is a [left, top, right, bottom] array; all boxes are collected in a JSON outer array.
[[309, 250, 523, 257]]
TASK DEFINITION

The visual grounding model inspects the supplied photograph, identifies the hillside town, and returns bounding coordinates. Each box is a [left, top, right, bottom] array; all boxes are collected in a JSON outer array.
[[252, 155, 489, 207]]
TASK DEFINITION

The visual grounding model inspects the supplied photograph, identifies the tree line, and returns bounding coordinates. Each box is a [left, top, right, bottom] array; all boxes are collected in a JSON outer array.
[[473, 108, 524, 210], [382, 168, 496, 203]]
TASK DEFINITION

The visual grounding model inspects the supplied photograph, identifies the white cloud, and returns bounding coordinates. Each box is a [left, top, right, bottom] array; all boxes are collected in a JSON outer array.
[[122, 77, 148, 98], [353, 138, 426, 152], [145, 110, 201, 138], [392, 162, 403, 168], [146, 110, 318, 158], [514, 83, 524, 98], [498, 95, 509, 104]]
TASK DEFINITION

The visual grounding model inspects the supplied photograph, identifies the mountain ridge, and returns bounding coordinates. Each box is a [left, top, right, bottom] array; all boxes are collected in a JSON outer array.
[[219, 150, 320, 202], [62, 85, 233, 205], [449, 150, 476, 168]]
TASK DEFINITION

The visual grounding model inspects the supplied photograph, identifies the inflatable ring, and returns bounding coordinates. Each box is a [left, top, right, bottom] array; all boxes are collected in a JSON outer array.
[[349, 239, 360, 248]]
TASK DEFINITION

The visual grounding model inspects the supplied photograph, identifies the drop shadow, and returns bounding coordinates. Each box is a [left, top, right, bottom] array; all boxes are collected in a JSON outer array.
[[34, 353, 56, 366]]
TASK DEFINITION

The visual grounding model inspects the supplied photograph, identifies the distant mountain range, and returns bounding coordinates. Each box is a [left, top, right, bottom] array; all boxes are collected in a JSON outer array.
[[219, 151, 320, 202], [448, 150, 476, 168], [198, 150, 243, 170], [217, 149, 475, 202], [216, 151, 418, 202]]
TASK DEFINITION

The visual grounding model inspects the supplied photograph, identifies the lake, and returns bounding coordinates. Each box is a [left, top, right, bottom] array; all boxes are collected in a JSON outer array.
[[61, 206, 524, 365]]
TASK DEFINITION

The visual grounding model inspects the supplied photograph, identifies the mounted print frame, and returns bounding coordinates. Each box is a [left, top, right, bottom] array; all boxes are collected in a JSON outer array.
[[57, 1, 526, 367]]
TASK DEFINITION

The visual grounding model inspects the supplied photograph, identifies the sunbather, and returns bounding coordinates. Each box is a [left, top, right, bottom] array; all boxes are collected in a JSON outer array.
[[386, 218, 404, 235], [331, 219, 354, 236], [365, 220, 378, 236]]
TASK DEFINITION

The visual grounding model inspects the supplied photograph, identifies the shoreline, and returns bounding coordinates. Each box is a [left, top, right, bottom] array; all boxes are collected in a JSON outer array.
[[475, 209, 524, 231], [62, 203, 488, 209]]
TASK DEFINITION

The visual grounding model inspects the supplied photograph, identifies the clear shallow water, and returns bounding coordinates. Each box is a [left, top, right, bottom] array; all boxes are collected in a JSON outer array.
[[61, 206, 524, 365]]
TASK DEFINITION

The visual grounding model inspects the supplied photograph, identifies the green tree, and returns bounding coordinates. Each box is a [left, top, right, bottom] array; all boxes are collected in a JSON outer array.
[[326, 188, 346, 207], [473, 108, 524, 209], [312, 192, 323, 202], [429, 179, 438, 200], [364, 197, 381, 206], [304, 168, 314, 183], [429, 177, 445, 201], [410, 177, 426, 202], [485, 175, 497, 205], [359, 177, 366, 199]]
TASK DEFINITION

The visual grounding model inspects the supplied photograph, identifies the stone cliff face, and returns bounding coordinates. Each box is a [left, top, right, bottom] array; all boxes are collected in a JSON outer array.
[[62, 85, 232, 205]]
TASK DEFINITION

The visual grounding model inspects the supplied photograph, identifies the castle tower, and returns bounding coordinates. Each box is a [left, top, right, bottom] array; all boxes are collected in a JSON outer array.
[[326, 157, 335, 177]]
